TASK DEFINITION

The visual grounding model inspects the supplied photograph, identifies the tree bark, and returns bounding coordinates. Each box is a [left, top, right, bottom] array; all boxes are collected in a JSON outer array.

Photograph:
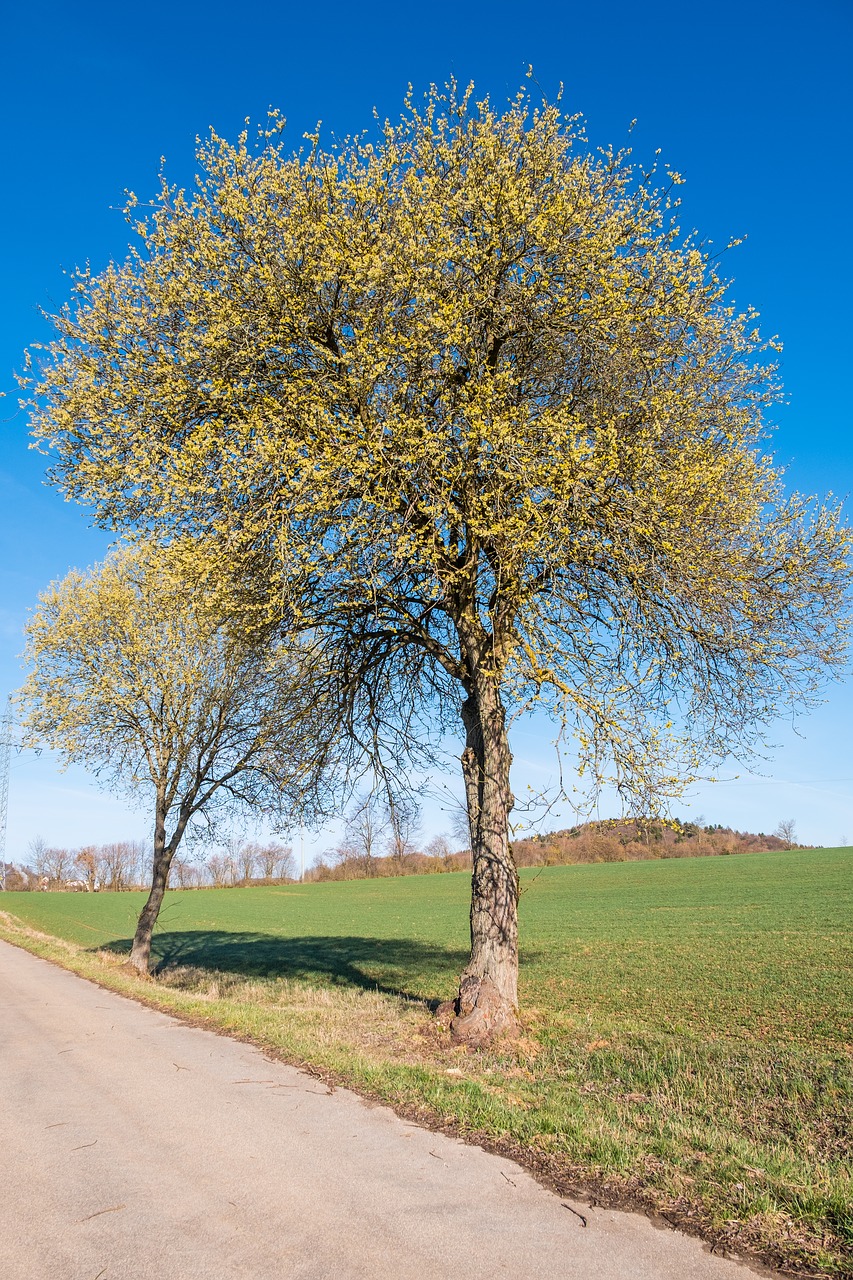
[[448, 676, 520, 1045]]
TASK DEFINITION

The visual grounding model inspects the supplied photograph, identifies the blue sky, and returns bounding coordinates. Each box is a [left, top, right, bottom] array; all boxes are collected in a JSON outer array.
[[2, 0, 851, 860]]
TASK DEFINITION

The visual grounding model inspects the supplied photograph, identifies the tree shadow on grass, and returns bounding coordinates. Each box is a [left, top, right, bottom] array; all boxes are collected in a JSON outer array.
[[95, 931, 470, 1008]]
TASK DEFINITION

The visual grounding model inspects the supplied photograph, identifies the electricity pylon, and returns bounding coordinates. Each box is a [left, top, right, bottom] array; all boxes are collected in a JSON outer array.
[[0, 695, 13, 870]]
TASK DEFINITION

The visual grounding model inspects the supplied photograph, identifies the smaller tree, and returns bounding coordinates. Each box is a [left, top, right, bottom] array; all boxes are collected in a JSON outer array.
[[254, 841, 294, 881], [20, 542, 336, 971], [226, 836, 259, 885], [205, 853, 232, 888], [324, 837, 362, 878], [37, 846, 72, 886], [774, 818, 798, 850], [98, 840, 142, 890], [384, 794, 422, 870], [345, 791, 387, 877], [426, 834, 453, 860], [27, 835, 48, 874], [171, 852, 203, 889], [74, 846, 99, 892]]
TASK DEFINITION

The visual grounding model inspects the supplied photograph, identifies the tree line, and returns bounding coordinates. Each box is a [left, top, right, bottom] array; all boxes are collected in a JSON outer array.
[[2, 837, 296, 892], [1, 819, 803, 894]]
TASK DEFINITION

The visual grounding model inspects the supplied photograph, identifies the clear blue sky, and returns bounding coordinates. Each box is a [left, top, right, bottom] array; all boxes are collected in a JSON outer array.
[[2, 0, 851, 859]]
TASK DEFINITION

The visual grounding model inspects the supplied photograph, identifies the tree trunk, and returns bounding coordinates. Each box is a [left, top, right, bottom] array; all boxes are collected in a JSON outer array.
[[448, 677, 520, 1045], [129, 790, 174, 974]]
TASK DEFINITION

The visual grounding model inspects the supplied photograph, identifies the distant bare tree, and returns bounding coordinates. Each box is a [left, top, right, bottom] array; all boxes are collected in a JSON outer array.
[[39, 846, 72, 885], [27, 835, 48, 875], [205, 853, 231, 888], [309, 851, 332, 880], [171, 853, 203, 889], [220, 836, 241, 885], [325, 838, 358, 874], [233, 838, 258, 885], [346, 792, 387, 876], [100, 840, 142, 890], [686, 813, 707, 854], [447, 804, 472, 855], [384, 794, 422, 869], [426, 834, 453, 860], [774, 818, 798, 850], [254, 842, 294, 880]]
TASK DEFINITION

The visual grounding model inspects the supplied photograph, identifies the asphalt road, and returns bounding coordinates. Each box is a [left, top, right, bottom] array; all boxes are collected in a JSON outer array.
[[0, 938, 769, 1280]]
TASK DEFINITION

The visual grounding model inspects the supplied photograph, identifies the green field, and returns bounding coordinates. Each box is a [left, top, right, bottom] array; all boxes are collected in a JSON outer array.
[[3, 847, 852, 1276]]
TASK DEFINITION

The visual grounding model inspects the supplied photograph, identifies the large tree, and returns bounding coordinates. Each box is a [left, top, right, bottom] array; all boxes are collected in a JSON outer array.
[[26, 84, 851, 1037], [20, 542, 335, 972]]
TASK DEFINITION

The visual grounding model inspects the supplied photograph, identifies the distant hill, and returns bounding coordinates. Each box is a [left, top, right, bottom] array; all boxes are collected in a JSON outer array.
[[309, 818, 799, 881], [509, 818, 796, 868]]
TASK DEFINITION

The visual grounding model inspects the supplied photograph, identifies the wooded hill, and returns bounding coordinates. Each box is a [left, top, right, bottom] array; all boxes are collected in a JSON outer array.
[[309, 819, 800, 881]]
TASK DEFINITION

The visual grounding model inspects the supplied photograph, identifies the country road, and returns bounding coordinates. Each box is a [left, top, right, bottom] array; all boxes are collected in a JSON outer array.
[[0, 939, 769, 1280]]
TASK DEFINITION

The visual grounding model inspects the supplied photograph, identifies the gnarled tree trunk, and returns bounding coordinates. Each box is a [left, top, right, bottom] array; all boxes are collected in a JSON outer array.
[[449, 675, 520, 1045]]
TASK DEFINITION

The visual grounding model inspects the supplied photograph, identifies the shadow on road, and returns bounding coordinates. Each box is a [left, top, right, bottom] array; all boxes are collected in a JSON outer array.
[[95, 930, 469, 1007]]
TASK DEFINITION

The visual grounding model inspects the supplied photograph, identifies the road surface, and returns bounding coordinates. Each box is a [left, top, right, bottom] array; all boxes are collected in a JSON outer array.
[[0, 939, 770, 1280]]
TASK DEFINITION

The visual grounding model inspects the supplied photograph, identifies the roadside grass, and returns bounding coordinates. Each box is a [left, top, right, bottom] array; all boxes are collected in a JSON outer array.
[[2, 847, 851, 1277]]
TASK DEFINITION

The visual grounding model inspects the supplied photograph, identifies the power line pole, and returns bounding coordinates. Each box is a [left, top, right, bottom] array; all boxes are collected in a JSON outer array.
[[0, 695, 12, 877]]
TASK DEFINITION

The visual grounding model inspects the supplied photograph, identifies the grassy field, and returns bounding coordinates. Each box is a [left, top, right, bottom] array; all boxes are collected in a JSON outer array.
[[2, 847, 851, 1276]]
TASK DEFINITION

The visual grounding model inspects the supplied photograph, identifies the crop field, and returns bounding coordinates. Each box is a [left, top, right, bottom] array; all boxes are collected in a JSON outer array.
[[3, 847, 852, 1276]]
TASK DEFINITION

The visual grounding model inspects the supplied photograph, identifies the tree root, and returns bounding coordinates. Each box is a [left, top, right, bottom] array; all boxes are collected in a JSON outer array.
[[437, 975, 521, 1047]]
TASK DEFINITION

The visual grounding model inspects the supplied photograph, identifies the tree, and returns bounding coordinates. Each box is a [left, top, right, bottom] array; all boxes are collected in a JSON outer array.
[[34, 845, 72, 887], [236, 839, 256, 883], [171, 851, 203, 889], [27, 836, 47, 868], [26, 84, 852, 1037], [343, 791, 386, 877], [384, 793, 422, 870], [774, 818, 797, 850], [426, 834, 453, 860], [205, 852, 232, 888], [222, 835, 257, 885], [74, 846, 99, 892], [253, 841, 295, 881], [98, 840, 143, 890], [20, 542, 336, 972]]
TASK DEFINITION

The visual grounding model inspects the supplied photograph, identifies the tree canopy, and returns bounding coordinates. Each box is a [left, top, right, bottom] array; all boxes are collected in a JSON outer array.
[[25, 82, 852, 1034], [20, 541, 336, 970]]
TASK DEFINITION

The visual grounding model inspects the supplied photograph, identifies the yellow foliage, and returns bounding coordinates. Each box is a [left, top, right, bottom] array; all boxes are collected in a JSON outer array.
[[19, 541, 335, 828], [24, 81, 852, 812]]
